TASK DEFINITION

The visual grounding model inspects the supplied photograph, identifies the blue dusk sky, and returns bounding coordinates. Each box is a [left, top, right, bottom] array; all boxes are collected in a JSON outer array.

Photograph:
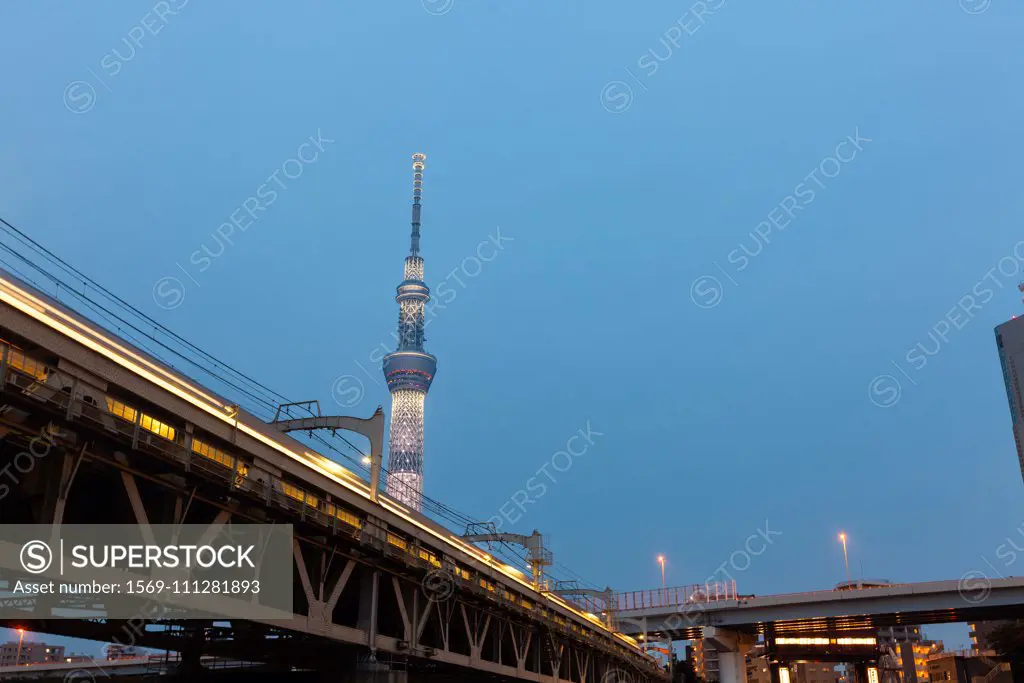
[[2, 0, 1023, 654]]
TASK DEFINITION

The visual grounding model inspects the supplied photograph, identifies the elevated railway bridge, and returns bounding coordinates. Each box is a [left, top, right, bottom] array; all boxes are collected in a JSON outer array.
[[0, 271, 664, 683]]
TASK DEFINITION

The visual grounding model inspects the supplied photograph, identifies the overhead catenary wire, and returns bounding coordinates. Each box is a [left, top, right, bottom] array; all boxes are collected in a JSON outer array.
[[0, 241, 193, 377], [0, 217, 290, 411], [0, 250, 282, 418], [0, 221, 368, 470]]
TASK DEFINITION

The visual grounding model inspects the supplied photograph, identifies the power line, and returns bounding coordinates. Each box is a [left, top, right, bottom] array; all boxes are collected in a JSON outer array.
[[0, 241, 188, 373], [0, 217, 290, 410]]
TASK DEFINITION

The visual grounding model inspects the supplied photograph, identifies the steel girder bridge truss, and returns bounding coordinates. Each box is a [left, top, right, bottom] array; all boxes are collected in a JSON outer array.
[[0, 315, 662, 683]]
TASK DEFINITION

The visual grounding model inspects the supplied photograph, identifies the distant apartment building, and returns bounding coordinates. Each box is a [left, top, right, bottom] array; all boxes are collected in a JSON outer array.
[[746, 655, 768, 683], [994, 316, 1024, 483], [928, 650, 1011, 683], [892, 640, 942, 683], [791, 662, 842, 683], [691, 638, 720, 682], [0, 641, 66, 667], [746, 656, 841, 683], [876, 622, 946, 683], [877, 625, 923, 645], [969, 620, 1018, 651]]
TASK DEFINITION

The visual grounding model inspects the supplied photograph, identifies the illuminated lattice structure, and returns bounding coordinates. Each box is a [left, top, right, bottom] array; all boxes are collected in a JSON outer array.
[[382, 154, 437, 510]]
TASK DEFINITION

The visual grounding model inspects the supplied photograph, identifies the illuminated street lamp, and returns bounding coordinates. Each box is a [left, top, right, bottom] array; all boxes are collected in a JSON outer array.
[[361, 455, 372, 465], [838, 532, 851, 584], [657, 555, 666, 589], [15, 628, 25, 666]]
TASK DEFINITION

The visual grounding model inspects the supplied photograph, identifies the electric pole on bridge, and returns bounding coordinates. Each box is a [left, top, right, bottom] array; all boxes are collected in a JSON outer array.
[[271, 400, 385, 500]]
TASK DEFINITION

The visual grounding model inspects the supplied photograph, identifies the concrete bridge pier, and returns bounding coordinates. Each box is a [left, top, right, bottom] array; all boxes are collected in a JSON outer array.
[[703, 627, 756, 683], [173, 626, 207, 678], [852, 663, 869, 683], [359, 673, 407, 683]]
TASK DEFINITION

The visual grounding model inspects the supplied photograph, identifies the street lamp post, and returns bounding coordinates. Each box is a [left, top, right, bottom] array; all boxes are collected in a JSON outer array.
[[15, 628, 25, 667], [838, 532, 851, 585], [657, 555, 666, 590]]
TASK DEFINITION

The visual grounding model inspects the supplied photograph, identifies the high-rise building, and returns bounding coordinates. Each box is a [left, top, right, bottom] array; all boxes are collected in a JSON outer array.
[[382, 153, 437, 511], [892, 640, 942, 683], [995, 316, 1024, 483], [876, 623, 942, 683], [690, 639, 720, 682]]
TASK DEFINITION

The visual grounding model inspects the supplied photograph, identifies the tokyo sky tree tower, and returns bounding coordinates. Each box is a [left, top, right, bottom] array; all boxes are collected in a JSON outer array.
[[382, 153, 437, 510]]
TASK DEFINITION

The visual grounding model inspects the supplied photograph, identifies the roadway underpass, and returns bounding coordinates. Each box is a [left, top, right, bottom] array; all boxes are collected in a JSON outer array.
[[609, 581, 1024, 683]]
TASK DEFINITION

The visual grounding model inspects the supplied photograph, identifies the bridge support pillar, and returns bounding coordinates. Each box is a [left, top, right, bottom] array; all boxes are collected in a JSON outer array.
[[703, 627, 756, 683], [349, 670, 407, 683], [173, 626, 206, 677], [357, 569, 380, 652]]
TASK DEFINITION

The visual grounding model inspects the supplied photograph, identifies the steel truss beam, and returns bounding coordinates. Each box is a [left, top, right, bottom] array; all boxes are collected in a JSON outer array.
[[0, 320, 664, 683]]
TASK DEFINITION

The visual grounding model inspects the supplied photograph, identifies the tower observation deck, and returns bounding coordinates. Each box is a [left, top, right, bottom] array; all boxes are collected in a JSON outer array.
[[383, 153, 437, 510]]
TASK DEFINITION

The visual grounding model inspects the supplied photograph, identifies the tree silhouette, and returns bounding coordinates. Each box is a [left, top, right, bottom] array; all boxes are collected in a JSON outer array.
[[986, 622, 1024, 683]]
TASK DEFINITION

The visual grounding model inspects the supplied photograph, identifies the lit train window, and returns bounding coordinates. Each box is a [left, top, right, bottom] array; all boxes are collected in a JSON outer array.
[[325, 503, 362, 529], [192, 438, 234, 468], [140, 413, 175, 441], [4, 345, 48, 381], [105, 397, 176, 441], [339, 508, 361, 528], [105, 398, 137, 423], [417, 548, 441, 568], [387, 533, 408, 551], [281, 481, 318, 508]]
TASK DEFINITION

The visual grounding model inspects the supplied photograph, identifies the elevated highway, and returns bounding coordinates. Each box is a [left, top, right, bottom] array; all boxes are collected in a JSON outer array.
[[613, 578, 1024, 639]]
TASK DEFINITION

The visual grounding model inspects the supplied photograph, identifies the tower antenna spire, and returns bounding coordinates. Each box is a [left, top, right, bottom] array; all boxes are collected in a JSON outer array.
[[410, 153, 426, 256], [382, 152, 437, 511]]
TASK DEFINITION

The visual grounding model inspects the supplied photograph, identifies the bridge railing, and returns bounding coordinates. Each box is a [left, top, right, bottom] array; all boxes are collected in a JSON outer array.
[[613, 581, 738, 612]]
